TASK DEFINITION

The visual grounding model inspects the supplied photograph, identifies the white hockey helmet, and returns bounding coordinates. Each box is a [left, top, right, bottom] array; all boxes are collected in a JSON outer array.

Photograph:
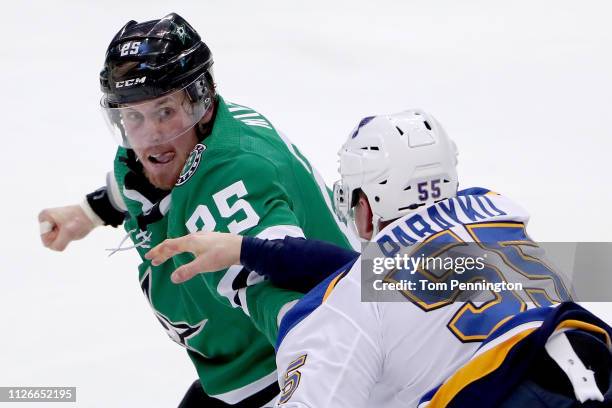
[[333, 110, 459, 228]]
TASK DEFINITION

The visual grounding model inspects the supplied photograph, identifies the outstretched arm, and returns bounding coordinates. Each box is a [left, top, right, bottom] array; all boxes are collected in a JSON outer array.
[[146, 233, 359, 291], [240, 236, 359, 291]]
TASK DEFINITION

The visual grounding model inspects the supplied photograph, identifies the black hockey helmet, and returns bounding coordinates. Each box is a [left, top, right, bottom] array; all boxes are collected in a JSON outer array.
[[100, 13, 216, 148], [100, 13, 214, 105]]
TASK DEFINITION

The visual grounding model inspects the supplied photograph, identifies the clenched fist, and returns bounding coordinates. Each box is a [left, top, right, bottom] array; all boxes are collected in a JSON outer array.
[[38, 204, 98, 251]]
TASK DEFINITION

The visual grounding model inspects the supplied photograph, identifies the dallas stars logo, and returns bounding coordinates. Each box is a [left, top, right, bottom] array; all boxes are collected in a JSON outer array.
[[140, 268, 208, 357], [176, 143, 206, 186], [171, 23, 191, 44]]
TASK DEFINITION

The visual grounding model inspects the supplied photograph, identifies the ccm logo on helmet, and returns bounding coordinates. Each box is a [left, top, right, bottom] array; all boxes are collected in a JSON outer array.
[[115, 77, 147, 88]]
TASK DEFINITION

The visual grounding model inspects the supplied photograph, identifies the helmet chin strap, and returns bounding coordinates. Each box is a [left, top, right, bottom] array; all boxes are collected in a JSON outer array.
[[348, 219, 367, 243]]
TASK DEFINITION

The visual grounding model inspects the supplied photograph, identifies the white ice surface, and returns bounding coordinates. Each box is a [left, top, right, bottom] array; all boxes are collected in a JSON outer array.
[[1, 1, 611, 406]]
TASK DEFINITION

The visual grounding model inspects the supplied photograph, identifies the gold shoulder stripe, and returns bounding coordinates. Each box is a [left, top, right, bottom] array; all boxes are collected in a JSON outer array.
[[428, 328, 535, 407], [323, 272, 347, 303], [555, 320, 611, 348]]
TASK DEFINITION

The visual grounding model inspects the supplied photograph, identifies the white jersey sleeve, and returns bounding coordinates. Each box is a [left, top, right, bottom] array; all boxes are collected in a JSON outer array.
[[106, 170, 127, 212], [275, 267, 383, 408]]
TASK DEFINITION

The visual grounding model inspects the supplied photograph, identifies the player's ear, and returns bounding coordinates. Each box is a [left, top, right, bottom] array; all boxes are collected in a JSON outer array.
[[357, 191, 372, 217], [355, 191, 374, 239]]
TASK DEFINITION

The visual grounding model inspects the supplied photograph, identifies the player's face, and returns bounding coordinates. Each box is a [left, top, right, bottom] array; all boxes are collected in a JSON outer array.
[[120, 91, 195, 148], [133, 128, 199, 190], [123, 92, 211, 190], [354, 195, 374, 240]]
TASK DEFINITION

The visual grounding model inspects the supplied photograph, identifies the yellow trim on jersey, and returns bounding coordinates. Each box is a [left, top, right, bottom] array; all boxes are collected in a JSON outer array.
[[464, 222, 571, 303], [429, 319, 611, 407], [525, 288, 558, 307], [384, 229, 467, 311], [428, 328, 536, 407], [556, 320, 611, 348], [322, 272, 345, 303], [465, 221, 523, 230], [448, 294, 525, 342]]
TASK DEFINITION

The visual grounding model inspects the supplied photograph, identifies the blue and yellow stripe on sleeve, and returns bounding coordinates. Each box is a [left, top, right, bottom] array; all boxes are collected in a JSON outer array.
[[275, 260, 355, 352]]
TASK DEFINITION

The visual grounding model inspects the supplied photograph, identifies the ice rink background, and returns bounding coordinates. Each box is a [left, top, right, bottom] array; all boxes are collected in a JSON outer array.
[[2, 1, 611, 406]]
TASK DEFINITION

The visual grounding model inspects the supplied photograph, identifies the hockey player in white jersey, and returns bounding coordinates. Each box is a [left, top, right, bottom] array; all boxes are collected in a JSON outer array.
[[146, 110, 612, 407]]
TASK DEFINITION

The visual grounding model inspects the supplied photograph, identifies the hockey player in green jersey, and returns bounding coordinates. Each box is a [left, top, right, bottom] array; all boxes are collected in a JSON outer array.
[[38, 13, 355, 407]]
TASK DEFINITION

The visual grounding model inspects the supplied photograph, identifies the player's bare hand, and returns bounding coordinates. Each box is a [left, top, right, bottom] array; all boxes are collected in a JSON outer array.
[[145, 232, 243, 284], [38, 205, 96, 251]]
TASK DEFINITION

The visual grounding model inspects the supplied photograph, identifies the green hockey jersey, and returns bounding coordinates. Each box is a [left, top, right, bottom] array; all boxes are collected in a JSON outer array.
[[113, 95, 355, 403]]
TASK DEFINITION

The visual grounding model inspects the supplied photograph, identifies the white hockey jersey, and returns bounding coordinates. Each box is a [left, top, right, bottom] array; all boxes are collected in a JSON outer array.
[[275, 188, 575, 407]]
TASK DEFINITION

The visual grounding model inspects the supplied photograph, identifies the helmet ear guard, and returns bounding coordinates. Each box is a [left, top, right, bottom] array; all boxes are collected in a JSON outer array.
[[333, 180, 350, 223], [185, 71, 215, 106]]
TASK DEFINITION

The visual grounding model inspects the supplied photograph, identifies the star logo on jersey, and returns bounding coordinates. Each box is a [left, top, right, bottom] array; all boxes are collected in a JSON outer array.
[[176, 143, 206, 186], [140, 268, 208, 357]]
